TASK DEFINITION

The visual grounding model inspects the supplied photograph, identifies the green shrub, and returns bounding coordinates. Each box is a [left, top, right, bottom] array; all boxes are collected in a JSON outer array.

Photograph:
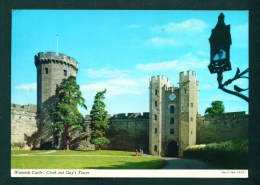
[[183, 138, 248, 169], [12, 142, 25, 150]]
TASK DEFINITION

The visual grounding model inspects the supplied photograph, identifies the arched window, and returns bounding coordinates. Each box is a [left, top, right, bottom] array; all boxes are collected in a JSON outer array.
[[155, 89, 158, 95], [155, 128, 157, 134], [154, 145, 157, 151], [154, 114, 157, 120], [63, 70, 67, 76], [170, 106, 174, 113], [170, 118, 174, 124], [155, 101, 157, 107]]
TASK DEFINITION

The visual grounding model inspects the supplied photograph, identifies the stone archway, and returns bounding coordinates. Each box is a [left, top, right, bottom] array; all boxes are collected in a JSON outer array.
[[167, 140, 178, 157]]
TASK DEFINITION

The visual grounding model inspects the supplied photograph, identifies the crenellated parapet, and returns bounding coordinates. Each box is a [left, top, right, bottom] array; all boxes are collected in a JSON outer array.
[[179, 70, 197, 83], [109, 112, 150, 120], [11, 103, 37, 113], [202, 111, 248, 119], [196, 111, 248, 144], [150, 75, 170, 86], [85, 112, 150, 121], [35, 52, 78, 71], [164, 86, 178, 92]]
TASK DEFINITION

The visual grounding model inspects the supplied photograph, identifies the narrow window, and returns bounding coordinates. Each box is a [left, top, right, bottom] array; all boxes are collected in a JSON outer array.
[[170, 106, 174, 113], [185, 89, 186, 93], [154, 114, 157, 120], [170, 118, 174, 124], [170, 129, 174, 134], [190, 117, 193, 121], [45, 68, 48, 74], [155, 128, 157, 134], [191, 131, 193, 134], [155, 101, 157, 107], [191, 103, 193, 107], [155, 89, 157, 95], [154, 145, 157, 151], [63, 70, 67, 76]]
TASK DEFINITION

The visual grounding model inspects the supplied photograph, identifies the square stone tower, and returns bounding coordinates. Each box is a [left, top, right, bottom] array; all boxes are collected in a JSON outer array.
[[178, 71, 199, 157], [149, 71, 199, 157]]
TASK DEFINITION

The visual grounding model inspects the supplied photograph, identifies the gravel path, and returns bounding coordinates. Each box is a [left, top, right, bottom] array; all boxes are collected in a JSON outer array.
[[159, 157, 216, 169]]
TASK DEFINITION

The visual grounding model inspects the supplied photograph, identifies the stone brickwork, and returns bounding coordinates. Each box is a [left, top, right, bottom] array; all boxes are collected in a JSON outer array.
[[10, 51, 249, 153], [108, 112, 149, 130], [178, 71, 199, 156], [85, 113, 149, 151], [35, 52, 78, 147], [11, 103, 38, 149], [196, 111, 248, 144], [149, 71, 199, 157]]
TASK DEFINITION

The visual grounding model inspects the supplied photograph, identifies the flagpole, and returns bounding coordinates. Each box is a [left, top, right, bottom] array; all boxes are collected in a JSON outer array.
[[56, 35, 58, 56]]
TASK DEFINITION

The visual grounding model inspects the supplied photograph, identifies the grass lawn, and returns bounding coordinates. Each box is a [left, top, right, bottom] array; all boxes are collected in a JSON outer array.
[[11, 150, 166, 169]]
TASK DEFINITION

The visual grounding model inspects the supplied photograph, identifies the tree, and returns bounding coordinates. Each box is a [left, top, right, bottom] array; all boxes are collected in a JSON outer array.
[[205, 100, 225, 115], [24, 132, 40, 150], [90, 89, 110, 150], [49, 76, 87, 150]]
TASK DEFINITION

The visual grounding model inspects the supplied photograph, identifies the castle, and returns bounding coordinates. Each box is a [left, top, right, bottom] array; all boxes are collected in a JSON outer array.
[[11, 52, 248, 157]]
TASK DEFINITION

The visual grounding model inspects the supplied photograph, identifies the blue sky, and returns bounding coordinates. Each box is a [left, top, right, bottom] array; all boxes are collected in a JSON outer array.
[[11, 10, 248, 116]]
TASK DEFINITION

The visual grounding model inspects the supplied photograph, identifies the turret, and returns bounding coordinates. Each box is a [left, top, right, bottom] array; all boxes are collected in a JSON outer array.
[[35, 51, 78, 146]]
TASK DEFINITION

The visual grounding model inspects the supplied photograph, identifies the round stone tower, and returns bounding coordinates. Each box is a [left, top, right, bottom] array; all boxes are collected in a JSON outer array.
[[35, 52, 78, 145]]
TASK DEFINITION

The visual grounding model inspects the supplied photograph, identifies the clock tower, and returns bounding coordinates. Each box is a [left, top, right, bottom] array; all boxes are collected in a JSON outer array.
[[149, 71, 199, 157]]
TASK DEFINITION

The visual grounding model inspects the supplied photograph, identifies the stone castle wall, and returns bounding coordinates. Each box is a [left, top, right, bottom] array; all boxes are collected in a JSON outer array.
[[85, 112, 149, 151], [11, 103, 38, 149], [196, 111, 249, 144], [11, 106, 248, 150]]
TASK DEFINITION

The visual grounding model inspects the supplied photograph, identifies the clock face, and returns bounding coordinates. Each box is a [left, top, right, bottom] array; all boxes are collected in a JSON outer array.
[[169, 93, 177, 101]]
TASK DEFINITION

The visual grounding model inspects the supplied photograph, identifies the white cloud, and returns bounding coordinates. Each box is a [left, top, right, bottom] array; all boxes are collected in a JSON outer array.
[[148, 19, 208, 48], [81, 68, 148, 98], [135, 53, 208, 72], [81, 81, 142, 98], [148, 37, 182, 47], [15, 83, 36, 90], [152, 19, 208, 33], [86, 68, 128, 79], [197, 50, 209, 57], [136, 60, 178, 71]]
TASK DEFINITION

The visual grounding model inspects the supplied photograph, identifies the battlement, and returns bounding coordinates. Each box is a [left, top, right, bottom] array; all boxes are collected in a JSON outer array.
[[179, 70, 197, 83], [11, 103, 37, 113], [202, 111, 248, 119], [150, 75, 169, 82], [164, 86, 177, 92], [35, 52, 78, 70], [109, 112, 150, 119], [85, 112, 149, 120], [150, 75, 170, 88], [180, 70, 196, 77]]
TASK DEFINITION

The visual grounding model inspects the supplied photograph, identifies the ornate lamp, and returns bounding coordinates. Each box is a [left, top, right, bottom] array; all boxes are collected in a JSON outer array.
[[208, 13, 248, 102], [209, 13, 232, 74]]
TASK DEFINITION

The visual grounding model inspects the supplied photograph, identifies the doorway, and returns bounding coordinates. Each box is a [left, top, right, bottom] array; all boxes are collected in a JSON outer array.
[[167, 140, 178, 157]]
